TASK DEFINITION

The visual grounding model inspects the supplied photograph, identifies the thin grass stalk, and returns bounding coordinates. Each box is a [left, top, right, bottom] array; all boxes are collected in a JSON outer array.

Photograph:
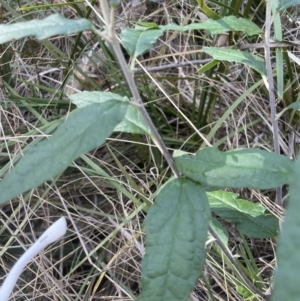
[[208, 225, 269, 299]]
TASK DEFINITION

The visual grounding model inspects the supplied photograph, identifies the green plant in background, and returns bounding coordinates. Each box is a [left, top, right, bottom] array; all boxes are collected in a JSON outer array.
[[1, 1, 300, 301]]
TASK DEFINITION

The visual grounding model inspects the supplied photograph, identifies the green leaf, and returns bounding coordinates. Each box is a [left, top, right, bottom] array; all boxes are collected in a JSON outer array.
[[139, 177, 210, 301], [235, 214, 279, 239], [272, 157, 300, 300], [70, 91, 151, 135], [276, 101, 300, 119], [202, 47, 267, 76], [121, 28, 163, 58], [160, 16, 262, 36], [0, 100, 128, 205], [286, 101, 300, 110], [209, 218, 229, 246], [276, 48, 284, 99], [236, 286, 253, 299], [196, 0, 220, 20], [121, 16, 261, 59], [278, 0, 300, 11], [114, 104, 152, 135], [70, 91, 127, 105], [198, 59, 219, 74], [207, 190, 265, 218], [0, 14, 92, 44], [136, 22, 160, 29], [207, 190, 279, 238], [174, 147, 292, 190]]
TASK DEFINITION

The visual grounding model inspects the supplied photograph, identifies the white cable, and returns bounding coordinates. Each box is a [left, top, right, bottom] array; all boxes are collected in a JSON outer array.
[[0, 216, 67, 301]]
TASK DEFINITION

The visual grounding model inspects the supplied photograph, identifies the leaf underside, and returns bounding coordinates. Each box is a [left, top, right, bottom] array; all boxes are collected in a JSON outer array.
[[138, 177, 210, 301], [70, 91, 151, 135], [207, 190, 279, 238], [121, 28, 163, 58]]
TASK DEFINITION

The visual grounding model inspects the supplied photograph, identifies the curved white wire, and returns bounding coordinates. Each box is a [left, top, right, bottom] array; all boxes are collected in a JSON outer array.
[[0, 217, 67, 301]]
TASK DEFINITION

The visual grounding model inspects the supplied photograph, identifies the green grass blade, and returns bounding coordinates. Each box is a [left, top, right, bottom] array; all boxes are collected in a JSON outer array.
[[202, 79, 264, 147], [276, 101, 300, 119], [276, 48, 284, 99], [196, 0, 220, 19]]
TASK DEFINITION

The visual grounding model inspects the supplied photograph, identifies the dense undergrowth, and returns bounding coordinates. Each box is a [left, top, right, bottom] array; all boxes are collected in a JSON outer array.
[[0, 0, 300, 300]]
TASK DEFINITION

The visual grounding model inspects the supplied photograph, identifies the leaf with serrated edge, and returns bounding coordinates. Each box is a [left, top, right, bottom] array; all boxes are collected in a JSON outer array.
[[139, 177, 210, 301], [0, 14, 92, 44], [203, 47, 267, 76], [272, 157, 300, 300], [70, 91, 151, 135], [174, 147, 292, 190], [0, 101, 128, 205]]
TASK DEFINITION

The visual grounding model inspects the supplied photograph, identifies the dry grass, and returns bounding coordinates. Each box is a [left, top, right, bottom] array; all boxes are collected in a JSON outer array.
[[1, 0, 300, 300]]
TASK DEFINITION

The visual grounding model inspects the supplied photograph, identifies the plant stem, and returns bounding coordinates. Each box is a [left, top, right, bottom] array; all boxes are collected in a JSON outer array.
[[94, 1, 180, 178], [94, 2, 268, 299], [111, 38, 180, 177], [264, 0, 282, 206]]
